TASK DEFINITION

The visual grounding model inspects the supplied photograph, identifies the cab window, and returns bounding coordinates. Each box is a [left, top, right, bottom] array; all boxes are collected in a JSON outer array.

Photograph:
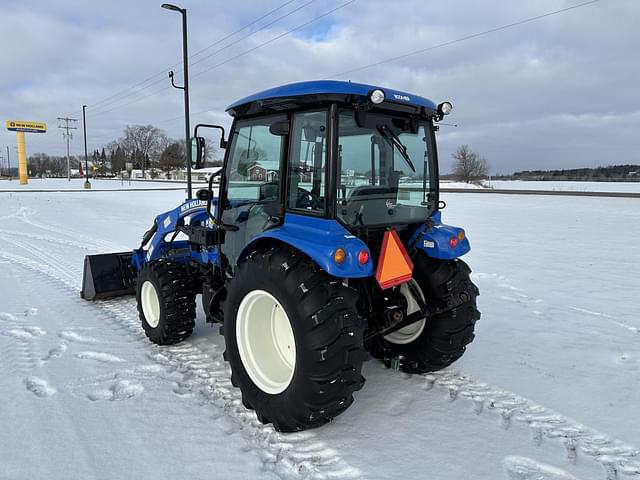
[[225, 115, 286, 204], [286, 110, 327, 213]]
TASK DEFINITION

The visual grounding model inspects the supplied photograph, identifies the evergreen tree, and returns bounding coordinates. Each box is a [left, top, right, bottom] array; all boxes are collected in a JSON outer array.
[[111, 146, 126, 174], [158, 142, 186, 178]]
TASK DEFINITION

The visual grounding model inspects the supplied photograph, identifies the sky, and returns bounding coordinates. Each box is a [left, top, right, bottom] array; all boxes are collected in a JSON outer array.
[[0, 0, 638, 175]]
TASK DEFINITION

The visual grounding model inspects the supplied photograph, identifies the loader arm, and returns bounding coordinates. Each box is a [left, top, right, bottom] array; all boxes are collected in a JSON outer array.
[[81, 198, 220, 301]]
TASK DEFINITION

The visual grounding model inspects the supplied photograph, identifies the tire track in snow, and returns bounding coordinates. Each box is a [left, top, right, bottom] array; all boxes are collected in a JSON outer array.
[[0, 336, 40, 375], [0, 310, 44, 374], [5, 222, 640, 479], [8, 205, 126, 252], [475, 272, 640, 335], [0, 228, 96, 252], [504, 456, 580, 480], [24, 376, 56, 397], [0, 249, 362, 480], [75, 351, 126, 363], [0, 234, 79, 288], [567, 307, 639, 335], [423, 369, 640, 479], [99, 297, 363, 480]]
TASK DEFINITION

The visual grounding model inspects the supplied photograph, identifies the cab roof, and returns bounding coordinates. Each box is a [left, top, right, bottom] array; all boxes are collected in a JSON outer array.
[[226, 80, 438, 118]]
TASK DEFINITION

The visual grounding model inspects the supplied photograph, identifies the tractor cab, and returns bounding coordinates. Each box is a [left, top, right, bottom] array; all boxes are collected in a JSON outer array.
[[193, 80, 453, 266]]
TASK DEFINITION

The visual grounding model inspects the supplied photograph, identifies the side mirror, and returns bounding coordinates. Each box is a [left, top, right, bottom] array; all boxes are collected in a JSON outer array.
[[191, 137, 205, 170]]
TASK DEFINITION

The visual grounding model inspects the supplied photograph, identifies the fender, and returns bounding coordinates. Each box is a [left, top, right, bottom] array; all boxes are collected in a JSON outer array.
[[242, 213, 373, 278], [410, 211, 471, 260]]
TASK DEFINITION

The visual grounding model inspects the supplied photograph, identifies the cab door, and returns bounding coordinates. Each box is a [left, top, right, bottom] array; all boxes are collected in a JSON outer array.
[[219, 114, 287, 267]]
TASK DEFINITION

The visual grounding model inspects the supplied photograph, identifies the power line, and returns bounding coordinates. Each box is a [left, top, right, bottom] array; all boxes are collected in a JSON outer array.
[[88, 0, 355, 119], [156, 106, 226, 125], [88, 84, 172, 118], [331, 0, 601, 78], [188, 0, 315, 71], [88, 0, 315, 116], [191, 0, 356, 81], [189, 0, 302, 65], [155, 0, 599, 129], [57, 117, 78, 181], [90, 0, 598, 141], [88, 0, 305, 113]]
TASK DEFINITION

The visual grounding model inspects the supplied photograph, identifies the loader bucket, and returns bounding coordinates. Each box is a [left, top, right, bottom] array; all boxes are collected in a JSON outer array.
[[80, 252, 137, 300]]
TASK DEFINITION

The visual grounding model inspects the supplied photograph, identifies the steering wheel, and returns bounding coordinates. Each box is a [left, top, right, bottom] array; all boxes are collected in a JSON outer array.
[[296, 187, 320, 209]]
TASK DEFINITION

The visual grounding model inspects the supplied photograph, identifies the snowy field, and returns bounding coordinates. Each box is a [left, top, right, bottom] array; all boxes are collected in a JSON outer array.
[[1, 183, 639, 479], [486, 180, 640, 193], [0, 178, 195, 191]]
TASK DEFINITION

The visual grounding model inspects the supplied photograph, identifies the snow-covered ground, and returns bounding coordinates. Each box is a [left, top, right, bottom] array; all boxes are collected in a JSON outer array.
[[1, 183, 639, 479], [441, 180, 485, 189], [0, 178, 189, 191], [486, 180, 640, 193], [5, 178, 640, 194]]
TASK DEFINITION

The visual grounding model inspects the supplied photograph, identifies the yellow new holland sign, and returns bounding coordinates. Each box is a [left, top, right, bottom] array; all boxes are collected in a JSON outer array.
[[6, 120, 47, 133]]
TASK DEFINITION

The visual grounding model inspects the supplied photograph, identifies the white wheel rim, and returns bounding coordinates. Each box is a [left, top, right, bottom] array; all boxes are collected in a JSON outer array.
[[236, 290, 296, 395], [384, 281, 427, 345], [141, 281, 161, 328]]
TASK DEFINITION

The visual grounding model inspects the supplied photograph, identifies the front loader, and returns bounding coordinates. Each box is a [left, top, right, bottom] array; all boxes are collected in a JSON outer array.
[[82, 80, 480, 431]]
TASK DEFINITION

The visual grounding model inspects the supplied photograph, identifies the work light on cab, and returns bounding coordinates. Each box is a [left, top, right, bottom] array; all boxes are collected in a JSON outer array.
[[438, 101, 453, 116], [370, 89, 385, 104]]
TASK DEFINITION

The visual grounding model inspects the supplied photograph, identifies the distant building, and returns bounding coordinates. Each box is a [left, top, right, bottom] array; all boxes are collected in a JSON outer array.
[[129, 169, 147, 180], [247, 160, 280, 182], [192, 167, 222, 183]]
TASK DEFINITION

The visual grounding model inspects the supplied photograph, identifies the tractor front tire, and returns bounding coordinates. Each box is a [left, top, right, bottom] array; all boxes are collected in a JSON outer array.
[[371, 253, 480, 374], [136, 260, 196, 345], [222, 246, 367, 432]]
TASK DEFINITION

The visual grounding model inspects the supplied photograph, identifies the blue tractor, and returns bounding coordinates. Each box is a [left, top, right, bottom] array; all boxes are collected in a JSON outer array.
[[81, 80, 480, 431]]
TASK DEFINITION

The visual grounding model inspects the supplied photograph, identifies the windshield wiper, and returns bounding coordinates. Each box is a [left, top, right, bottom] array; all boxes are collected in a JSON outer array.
[[377, 125, 416, 173]]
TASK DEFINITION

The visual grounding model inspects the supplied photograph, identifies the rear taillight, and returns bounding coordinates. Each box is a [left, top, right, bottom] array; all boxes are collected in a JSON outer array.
[[358, 250, 369, 264]]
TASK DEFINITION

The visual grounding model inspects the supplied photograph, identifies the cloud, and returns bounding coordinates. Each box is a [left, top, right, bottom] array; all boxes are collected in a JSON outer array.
[[1, 0, 638, 173]]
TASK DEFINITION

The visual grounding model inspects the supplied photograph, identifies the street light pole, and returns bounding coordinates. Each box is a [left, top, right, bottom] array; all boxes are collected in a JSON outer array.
[[162, 3, 192, 200], [82, 105, 91, 189]]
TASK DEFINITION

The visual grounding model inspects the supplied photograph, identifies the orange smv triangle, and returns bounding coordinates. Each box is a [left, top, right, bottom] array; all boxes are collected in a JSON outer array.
[[375, 229, 414, 290]]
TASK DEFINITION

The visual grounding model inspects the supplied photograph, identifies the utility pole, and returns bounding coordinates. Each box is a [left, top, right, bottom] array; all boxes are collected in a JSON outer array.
[[57, 117, 78, 181], [6, 146, 10, 180], [162, 3, 193, 200], [82, 105, 91, 189]]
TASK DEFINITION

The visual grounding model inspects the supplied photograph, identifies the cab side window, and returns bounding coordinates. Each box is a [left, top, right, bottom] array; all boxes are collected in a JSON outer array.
[[226, 115, 286, 204], [286, 110, 327, 212]]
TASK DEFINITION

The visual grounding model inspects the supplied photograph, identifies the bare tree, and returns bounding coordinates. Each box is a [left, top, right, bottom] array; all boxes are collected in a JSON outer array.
[[452, 145, 489, 184], [28, 153, 69, 177], [119, 125, 168, 176]]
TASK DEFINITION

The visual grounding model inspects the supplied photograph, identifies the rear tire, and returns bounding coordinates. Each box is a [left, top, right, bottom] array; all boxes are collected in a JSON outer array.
[[222, 246, 367, 432], [371, 253, 480, 373], [136, 260, 196, 345]]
